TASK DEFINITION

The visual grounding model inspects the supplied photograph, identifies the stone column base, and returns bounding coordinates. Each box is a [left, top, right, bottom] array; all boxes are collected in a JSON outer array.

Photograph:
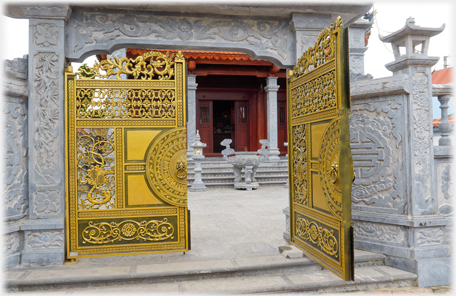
[[268, 148, 280, 162], [20, 219, 65, 267]]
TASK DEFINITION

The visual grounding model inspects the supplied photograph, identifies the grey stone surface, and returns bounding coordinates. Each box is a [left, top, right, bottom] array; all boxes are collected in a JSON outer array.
[[278, 245, 304, 259], [265, 77, 280, 161], [349, 17, 451, 287], [187, 74, 198, 160]]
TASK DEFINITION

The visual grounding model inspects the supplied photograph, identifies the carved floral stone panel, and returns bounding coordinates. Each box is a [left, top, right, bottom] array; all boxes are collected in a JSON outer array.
[[32, 52, 60, 185], [33, 190, 60, 216], [350, 98, 405, 214], [67, 9, 290, 63], [3, 98, 28, 221], [354, 221, 406, 245], [34, 23, 59, 47], [27, 231, 64, 249]]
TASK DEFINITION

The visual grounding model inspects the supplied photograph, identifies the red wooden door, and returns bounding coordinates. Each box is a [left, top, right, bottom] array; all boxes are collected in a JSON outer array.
[[278, 101, 288, 155], [197, 100, 213, 154], [234, 101, 249, 151]]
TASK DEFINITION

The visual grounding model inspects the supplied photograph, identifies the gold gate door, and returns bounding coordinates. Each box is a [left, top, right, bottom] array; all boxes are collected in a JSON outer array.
[[65, 51, 189, 258], [287, 17, 354, 280]]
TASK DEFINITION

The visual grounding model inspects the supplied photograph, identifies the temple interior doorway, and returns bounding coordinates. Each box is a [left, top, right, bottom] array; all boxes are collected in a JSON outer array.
[[212, 100, 234, 153]]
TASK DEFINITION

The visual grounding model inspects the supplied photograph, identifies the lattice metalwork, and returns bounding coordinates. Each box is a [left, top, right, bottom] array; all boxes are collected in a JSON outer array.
[[65, 51, 189, 259], [287, 17, 354, 281]]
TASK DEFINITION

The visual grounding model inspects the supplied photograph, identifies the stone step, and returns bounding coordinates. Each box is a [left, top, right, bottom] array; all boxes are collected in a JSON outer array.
[[5, 250, 417, 293]]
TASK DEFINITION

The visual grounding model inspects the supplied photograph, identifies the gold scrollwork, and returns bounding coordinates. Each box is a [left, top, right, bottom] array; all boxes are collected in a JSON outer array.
[[296, 217, 338, 257], [75, 88, 176, 119], [77, 51, 181, 80], [82, 219, 175, 244], [291, 17, 342, 79], [77, 128, 116, 210], [292, 124, 308, 206], [291, 70, 336, 118]]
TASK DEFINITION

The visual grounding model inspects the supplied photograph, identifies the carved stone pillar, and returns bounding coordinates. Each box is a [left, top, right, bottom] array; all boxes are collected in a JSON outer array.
[[348, 18, 373, 80], [289, 13, 331, 62], [22, 4, 71, 267], [187, 74, 198, 160], [264, 76, 280, 162]]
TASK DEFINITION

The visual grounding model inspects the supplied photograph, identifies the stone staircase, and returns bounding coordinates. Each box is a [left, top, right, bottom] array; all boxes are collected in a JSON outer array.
[[5, 250, 417, 293], [187, 157, 289, 188]]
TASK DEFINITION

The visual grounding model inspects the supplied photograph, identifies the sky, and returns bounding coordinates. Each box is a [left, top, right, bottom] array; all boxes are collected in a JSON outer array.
[[1, 0, 455, 117]]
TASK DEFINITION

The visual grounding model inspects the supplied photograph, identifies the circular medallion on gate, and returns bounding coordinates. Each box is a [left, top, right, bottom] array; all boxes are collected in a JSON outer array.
[[145, 127, 187, 206], [318, 118, 342, 218]]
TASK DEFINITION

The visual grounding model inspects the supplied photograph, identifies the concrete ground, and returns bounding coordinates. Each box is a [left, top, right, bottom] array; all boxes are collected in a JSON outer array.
[[5, 187, 452, 294]]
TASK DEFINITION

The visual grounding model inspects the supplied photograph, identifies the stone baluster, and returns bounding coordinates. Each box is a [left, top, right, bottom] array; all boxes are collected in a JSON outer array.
[[438, 94, 452, 146]]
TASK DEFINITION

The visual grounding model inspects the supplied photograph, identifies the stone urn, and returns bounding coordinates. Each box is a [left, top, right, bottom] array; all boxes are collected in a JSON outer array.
[[221, 139, 269, 190]]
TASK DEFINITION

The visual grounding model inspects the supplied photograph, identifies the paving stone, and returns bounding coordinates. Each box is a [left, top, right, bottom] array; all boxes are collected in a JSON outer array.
[[136, 259, 235, 275], [24, 265, 131, 281], [181, 274, 287, 293]]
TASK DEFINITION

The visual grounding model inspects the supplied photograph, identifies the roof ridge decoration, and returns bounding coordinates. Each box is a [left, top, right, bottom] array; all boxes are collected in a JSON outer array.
[[78, 50, 184, 80], [291, 16, 342, 79]]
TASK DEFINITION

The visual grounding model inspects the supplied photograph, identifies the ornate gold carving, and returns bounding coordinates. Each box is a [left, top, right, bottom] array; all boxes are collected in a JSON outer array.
[[292, 124, 308, 206], [291, 69, 336, 118], [146, 128, 187, 206], [296, 216, 338, 257], [291, 16, 342, 79], [75, 88, 176, 119], [319, 119, 342, 218], [66, 50, 188, 258], [82, 218, 174, 244], [77, 128, 116, 210], [77, 51, 178, 80], [76, 119, 176, 127]]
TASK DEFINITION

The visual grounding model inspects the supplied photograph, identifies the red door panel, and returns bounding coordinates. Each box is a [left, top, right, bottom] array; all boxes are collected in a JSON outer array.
[[235, 101, 249, 151], [197, 100, 213, 154]]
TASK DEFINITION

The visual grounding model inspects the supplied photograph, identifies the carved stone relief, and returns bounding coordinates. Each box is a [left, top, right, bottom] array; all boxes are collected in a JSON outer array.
[[5, 232, 20, 254], [350, 55, 363, 74], [354, 221, 406, 245], [68, 9, 290, 63], [350, 99, 405, 213], [33, 52, 60, 185], [33, 190, 60, 216], [3, 98, 28, 221], [27, 231, 64, 249], [416, 227, 444, 246], [438, 163, 453, 216], [4, 57, 28, 80], [349, 28, 364, 48], [411, 72, 434, 214], [34, 23, 59, 47]]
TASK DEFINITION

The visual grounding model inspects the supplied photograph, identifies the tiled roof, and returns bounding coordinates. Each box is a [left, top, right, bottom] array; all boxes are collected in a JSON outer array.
[[432, 67, 453, 84], [128, 49, 256, 61], [433, 116, 454, 127]]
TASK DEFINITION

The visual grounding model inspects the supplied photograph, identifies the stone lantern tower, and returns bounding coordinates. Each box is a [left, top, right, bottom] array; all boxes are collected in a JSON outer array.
[[378, 18, 450, 287]]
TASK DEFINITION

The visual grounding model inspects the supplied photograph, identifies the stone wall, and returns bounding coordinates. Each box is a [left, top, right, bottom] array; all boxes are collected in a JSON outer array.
[[350, 75, 452, 287], [3, 56, 29, 270]]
